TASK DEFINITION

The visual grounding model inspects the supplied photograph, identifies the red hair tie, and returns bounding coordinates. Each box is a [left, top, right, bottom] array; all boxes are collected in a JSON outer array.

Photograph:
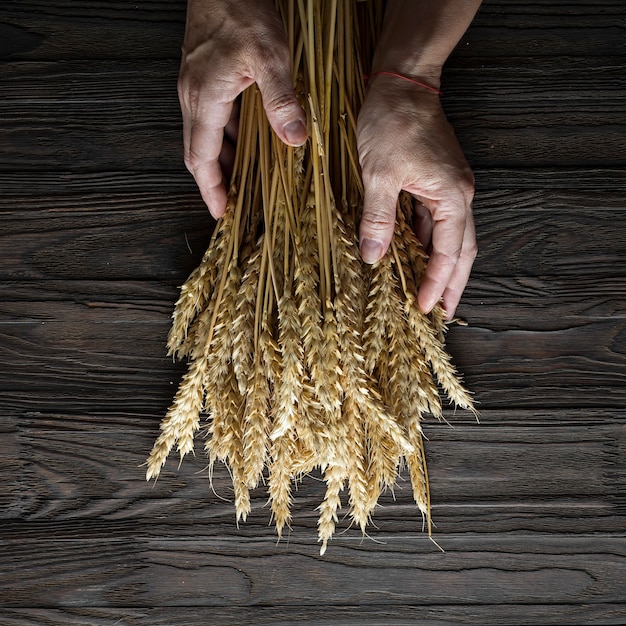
[[365, 71, 442, 96]]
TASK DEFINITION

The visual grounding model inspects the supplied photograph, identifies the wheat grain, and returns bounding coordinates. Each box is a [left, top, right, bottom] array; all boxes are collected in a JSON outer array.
[[343, 394, 371, 533], [317, 461, 346, 555], [232, 237, 262, 395], [268, 431, 296, 538], [242, 354, 271, 489], [147, 0, 477, 553], [145, 354, 204, 479], [272, 292, 304, 440], [168, 201, 236, 360]]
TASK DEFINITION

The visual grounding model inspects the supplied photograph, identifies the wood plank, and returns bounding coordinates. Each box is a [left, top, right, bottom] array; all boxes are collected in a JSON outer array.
[[0, 190, 624, 280], [0, 280, 177, 311], [0, 530, 624, 610], [0, 1, 185, 61], [0, 276, 624, 412], [472, 190, 626, 277], [2, 58, 624, 102], [461, 1, 626, 64], [3, 410, 623, 533], [1, 604, 625, 626], [2, 167, 626, 198], [460, 276, 626, 330], [1, 274, 623, 325], [0, 101, 183, 171], [0, 60, 178, 101], [457, 28, 626, 65], [0, 171, 199, 196], [0, 415, 25, 520], [442, 59, 626, 101], [0, 609, 141, 626], [2, 90, 624, 171], [0, 55, 624, 171], [0, 320, 177, 416], [446, 317, 626, 408], [2, 0, 624, 61], [0, 197, 212, 280]]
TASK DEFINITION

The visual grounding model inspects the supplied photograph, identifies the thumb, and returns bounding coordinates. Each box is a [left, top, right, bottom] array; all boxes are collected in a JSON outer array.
[[359, 176, 399, 264], [256, 65, 307, 147]]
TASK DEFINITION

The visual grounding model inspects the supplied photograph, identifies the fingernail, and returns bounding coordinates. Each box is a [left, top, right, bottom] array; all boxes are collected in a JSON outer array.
[[283, 120, 307, 145], [419, 296, 439, 315], [360, 238, 384, 264]]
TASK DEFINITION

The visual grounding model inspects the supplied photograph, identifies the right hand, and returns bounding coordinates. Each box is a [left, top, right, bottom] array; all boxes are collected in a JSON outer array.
[[178, 0, 307, 218]]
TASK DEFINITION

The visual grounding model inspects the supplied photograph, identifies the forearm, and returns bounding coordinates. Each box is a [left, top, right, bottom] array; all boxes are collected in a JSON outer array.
[[372, 0, 482, 88]]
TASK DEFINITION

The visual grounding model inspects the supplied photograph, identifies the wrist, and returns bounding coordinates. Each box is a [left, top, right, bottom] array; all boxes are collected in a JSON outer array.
[[369, 63, 442, 92], [370, 0, 481, 90], [367, 70, 442, 96], [371, 48, 445, 93], [365, 69, 444, 105]]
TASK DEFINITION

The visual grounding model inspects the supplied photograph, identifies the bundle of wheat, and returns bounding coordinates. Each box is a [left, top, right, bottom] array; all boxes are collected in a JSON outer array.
[[146, 0, 475, 555]]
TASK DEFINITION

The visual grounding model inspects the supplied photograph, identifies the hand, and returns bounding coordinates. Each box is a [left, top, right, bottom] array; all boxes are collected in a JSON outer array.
[[178, 0, 307, 218], [357, 74, 477, 319]]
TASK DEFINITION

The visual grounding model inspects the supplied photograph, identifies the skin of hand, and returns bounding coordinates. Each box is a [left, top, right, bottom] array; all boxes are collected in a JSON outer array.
[[178, 0, 307, 218], [357, 76, 477, 320], [358, 0, 482, 319]]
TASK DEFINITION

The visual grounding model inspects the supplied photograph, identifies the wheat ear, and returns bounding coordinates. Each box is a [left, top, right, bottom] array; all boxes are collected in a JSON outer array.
[[168, 201, 235, 360]]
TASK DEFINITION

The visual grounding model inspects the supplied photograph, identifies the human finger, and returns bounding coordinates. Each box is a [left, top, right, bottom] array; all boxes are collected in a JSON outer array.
[[179, 80, 193, 178], [256, 62, 307, 147], [417, 198, 466, 315], [186, 92, 235, 219], [359, 172, 400, 263], [188, 120, 229, 218], [440, 210, 477, 319]]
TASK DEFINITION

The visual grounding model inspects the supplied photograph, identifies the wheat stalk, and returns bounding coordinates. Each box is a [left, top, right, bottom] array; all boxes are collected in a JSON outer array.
[[146, 0, 476, 553]]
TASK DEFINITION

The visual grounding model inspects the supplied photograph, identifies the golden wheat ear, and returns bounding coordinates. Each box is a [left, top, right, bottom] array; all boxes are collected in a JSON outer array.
[[147, 0, 476, 552]]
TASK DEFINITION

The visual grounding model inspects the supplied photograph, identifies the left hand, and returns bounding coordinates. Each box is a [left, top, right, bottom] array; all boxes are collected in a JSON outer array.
[[357, 73, 477, 319]]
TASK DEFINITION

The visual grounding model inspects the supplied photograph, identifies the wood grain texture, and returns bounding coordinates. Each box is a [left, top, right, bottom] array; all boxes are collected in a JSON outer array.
[[2, 0, 624, 62], [2, 412, 624, 535], [0, 1, 185, 61], [0, 190, 624, 280], [0, 287, 624, 413], [1, 62, 624, 170], [1, 0, 625, 622], [1, 53, 625, 173], [0, 531, 624, 612], [2, 166, 626, 198], [1, 605, 626, 626]]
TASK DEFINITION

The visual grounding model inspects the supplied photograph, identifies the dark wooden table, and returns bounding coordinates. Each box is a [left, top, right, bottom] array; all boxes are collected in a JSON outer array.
[[1, 1, 625, 624]]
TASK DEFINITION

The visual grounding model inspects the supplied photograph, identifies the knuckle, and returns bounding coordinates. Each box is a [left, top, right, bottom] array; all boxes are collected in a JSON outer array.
[[178, 71, 201, 116], [458, 169, 475, 201], [466, 242, 479, 260], [254, 47, 299, 116], [461, 180, 475, 203], [361, 163, 395, 188], [264, 90, 298, 118], [361, 207, 395, 231], [357, 133, 388, 168], [185, 149, 202, 172], [255, 38, 290, 70]]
